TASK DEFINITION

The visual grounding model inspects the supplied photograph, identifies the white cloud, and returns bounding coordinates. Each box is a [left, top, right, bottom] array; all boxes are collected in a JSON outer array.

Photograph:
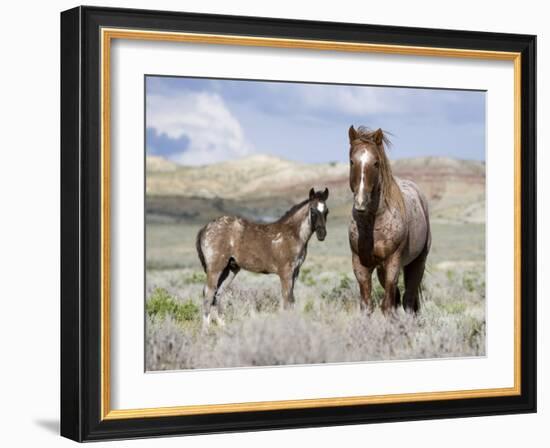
[[146, 91, 254, 165], [296, 84, 405, 116], [259, 84, 409, 118]]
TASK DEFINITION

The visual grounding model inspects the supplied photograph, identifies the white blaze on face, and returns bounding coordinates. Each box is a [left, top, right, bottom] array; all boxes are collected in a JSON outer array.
[[316, 202, 325, 213], [357, 151, 373, 202]]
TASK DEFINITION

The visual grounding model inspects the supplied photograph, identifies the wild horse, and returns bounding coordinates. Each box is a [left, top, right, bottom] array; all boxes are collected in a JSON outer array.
[[196, 188, 329, 325], [347, 125, 431, 314]]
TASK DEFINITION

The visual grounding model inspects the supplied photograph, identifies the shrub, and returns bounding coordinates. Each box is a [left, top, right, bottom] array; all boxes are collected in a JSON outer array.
[[303, 299, 315, 314], [146, 288, 200, 324], [299, 267, 316, 286], [441, 302, 467, 314], [319, 273, 353, 301], [461, 270, 485, 296], [183, 271, 206, 284]]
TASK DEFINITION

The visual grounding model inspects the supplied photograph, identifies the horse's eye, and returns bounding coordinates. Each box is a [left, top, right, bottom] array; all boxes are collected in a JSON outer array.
[[374, 161, 380, 168]]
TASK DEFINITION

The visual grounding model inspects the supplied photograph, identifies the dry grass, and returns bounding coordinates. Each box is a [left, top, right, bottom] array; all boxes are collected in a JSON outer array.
[[145, 254, 485, 370]]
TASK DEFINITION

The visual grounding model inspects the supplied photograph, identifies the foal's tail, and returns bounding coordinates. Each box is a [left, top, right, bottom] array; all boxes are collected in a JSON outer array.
[[196, 225, 207, 273]]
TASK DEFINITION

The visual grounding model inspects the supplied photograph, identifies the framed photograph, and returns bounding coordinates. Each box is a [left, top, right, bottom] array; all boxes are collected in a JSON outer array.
[[60, 6, 536, 442]]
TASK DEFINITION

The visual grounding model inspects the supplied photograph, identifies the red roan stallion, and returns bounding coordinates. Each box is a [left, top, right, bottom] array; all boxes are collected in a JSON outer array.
[[348, 125, 431, 315]]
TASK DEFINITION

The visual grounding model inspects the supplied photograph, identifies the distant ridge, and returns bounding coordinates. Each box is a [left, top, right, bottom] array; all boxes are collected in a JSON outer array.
[[146, 155, 178, 172], [146, 154, 347, 199], [145, 153, 485, 224], [393, 156, 485, 178]]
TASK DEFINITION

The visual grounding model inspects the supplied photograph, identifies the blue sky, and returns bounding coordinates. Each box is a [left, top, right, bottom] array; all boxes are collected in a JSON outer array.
[[146, 76, 486, 165]]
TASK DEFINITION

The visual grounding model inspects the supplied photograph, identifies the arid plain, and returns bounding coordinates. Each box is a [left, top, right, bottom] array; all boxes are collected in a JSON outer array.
[[145, 154, 486, 370]]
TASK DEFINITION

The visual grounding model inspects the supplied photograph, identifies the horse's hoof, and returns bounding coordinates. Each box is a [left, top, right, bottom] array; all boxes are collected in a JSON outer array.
[[359, 300, 374, 314], [380, 304, 396, 319]]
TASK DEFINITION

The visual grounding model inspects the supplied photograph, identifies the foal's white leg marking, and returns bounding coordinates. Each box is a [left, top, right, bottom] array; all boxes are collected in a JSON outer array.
[[211, 307, 225, 327]]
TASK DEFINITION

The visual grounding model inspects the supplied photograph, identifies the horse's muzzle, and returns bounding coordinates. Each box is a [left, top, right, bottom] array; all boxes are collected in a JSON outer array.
[[354, 202, 369, 213], [354, 194, 370, 212], [316, 229, 327, 241]]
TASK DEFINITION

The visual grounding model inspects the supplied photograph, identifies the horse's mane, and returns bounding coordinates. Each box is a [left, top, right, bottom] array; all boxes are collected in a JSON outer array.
[[354, 126, 405, 215], [275, 191, 324, 223], [276, 199, 309, 223]]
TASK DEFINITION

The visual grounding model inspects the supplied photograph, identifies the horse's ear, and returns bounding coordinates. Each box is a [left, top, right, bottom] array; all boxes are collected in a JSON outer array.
[[309, 188, 315, 200], [348, 125, 357, 143], [322, 188, 329, 200], [373, 128, 384, 146]]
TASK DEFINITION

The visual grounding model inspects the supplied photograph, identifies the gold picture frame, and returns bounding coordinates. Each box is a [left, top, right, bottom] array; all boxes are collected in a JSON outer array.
[[61, 6, 536, 442]]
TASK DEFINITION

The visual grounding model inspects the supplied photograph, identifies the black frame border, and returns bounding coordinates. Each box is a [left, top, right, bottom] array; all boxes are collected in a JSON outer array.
[[61, 6, 536, 442]]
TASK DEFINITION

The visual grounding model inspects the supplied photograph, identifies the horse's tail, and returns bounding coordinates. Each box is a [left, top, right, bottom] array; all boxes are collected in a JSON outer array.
[[196, 225, 208, 273], [417, 192, 432, 310]]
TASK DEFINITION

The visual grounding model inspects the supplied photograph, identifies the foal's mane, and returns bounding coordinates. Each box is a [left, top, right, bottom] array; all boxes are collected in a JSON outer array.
[[276, 199, 309, 223], [354, 126, 405, 215], [275, 191, 324, 224]]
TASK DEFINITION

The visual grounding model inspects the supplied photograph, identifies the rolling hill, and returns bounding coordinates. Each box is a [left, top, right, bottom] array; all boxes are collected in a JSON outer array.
[[146, 154, 485, 224]]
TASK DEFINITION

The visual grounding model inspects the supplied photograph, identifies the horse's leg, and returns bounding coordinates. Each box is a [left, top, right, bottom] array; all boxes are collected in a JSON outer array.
[[352, 253, 373, 313], [218, 262, 240, 295], [202, 259, 228, 326], [403, 254, 426, 314], [279, 268, 296, 310], [380, 253, 401, 315], [202, 271, 218, 327], [213, 261, 240, 325], [376, 267, 401, 307]]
